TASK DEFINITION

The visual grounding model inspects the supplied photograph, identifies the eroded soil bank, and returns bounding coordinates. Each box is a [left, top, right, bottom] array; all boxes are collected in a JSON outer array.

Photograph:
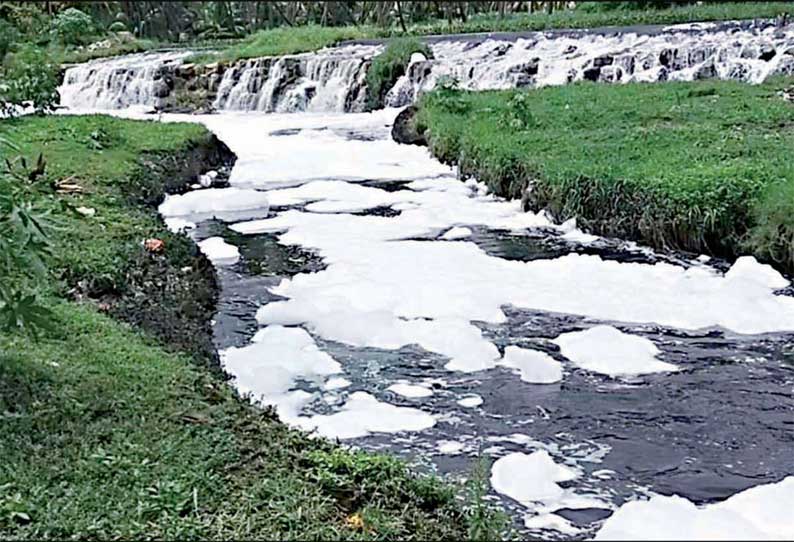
[[105, 132, 234, 367]]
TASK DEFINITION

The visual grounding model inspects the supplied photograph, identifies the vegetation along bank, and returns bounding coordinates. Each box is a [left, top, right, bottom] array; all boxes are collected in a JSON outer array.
[[0, 114, 494, 539], [412, 78, 794, 274]]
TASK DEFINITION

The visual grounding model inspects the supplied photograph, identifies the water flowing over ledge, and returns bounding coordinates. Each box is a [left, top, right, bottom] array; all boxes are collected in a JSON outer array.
[[60, 18, 794, 113]]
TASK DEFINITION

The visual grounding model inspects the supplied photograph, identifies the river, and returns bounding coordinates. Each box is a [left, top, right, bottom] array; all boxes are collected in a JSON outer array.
[[58, 20, 794, 540]]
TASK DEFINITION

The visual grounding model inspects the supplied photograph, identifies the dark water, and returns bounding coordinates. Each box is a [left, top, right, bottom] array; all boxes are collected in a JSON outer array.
[[186, 175, 794, 539]]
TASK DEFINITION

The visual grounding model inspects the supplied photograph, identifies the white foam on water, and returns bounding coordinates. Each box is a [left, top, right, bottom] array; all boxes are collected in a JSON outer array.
[[65, 108, 794, 534], [553, 325, 679, 377], [198, 110, 453, 189], [498, 346, 563, 384], [725, 255, 790, 289], [595, 477, 794, 540], [490, 450, 579, 504], [457, 394, 483, 408], [164, 217, 196, 233], [523, 513, 580, 536], [267, 179, 398, 213], [490, 448, 613, 536], [441, 226, 473, 240], [296, 391, 436, 439], [323, 376, 351, 390], [387, 382, 434, 398], [437, 440, 466, 455], [221, 325, 341, 422], [159, 187, 270, 218], [197, 236, 240, 265], [559, 218, 600, 244]]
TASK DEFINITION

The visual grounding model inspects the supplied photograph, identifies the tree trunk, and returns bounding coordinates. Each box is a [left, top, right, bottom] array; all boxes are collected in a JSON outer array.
[[396, 1, 407, 32]]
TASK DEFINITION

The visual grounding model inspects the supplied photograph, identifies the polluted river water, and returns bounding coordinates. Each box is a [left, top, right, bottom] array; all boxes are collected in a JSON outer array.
[[58, 20, 794, 540], [163, 110, 794, 540]]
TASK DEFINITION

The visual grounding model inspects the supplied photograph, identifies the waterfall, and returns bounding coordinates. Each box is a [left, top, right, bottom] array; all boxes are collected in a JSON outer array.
[[59, 20, 794, 114], [59, 51, 193, 110], [212, 44, 378, 113], [384, 20, 794, 107]]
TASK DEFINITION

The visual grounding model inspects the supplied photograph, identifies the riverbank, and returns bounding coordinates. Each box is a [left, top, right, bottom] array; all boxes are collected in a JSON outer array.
[[413, 78, 794, 273], [0, 115, 473, 539], [193, 2, 793, 64]]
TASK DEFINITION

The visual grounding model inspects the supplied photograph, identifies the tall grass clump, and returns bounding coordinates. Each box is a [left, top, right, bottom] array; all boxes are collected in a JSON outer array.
[[366, 37, 432, 110], [745, 180, 794, 271]]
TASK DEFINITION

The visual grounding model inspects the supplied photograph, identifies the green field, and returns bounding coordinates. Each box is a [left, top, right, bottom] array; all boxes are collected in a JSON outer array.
[[417, 78, 794, 271], [0, 115, 482, 539]]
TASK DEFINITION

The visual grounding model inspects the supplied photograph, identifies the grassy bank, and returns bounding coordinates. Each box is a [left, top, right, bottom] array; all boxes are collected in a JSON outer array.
[[190, 25, 373, 64], [192, 2, 792, 65], [0, 115, 473, 539], [404, 2, 793, 36], [53, 35, 161, 65], [416, 79, 794, 271]]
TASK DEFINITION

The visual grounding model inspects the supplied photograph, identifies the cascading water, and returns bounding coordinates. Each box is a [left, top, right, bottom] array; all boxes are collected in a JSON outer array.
[[212, 44, 378, 113], [385, 20, 794, 106], [58, 20, 794, 114], [59, 50, 193, 110]]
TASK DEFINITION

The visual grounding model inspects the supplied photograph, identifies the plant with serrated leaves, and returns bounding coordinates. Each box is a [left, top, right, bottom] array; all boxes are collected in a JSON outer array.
[[0, 137, 53, 336]]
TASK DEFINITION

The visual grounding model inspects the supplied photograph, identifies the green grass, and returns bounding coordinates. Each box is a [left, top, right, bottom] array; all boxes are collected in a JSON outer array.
[[1, 115, 206, 294], [366, 38, 432, 110], [416, 78, 794, 270], [403, 2, 794, 36], [53, 36, 160, 64], [190, 25, 374, 64], [0, 115, 475, 539], [0, 301, 464, 539], [190, 2, 792, 66]]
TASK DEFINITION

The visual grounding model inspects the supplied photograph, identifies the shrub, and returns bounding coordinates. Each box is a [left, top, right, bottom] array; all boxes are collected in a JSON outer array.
[[51, 7, 95, 46], [0, 2, 48, 40], [0, 45, 59, 115], [745, 181, 794, 271], [366, 37, 432, 111]]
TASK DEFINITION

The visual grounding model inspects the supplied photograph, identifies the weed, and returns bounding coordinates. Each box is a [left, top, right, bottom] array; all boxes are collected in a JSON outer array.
[[464, 458, 512, 541]]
